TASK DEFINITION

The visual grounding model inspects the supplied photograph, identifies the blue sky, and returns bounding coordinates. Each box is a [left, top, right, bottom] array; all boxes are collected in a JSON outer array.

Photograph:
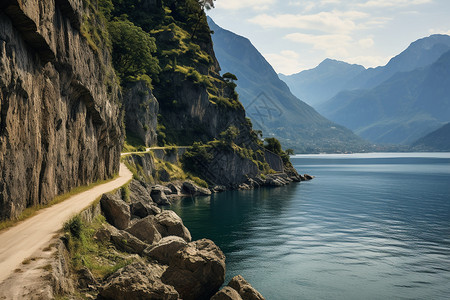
[[207, 0, 450, 75]]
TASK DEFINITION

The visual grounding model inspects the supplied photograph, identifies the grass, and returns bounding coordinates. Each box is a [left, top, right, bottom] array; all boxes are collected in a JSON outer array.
[[0, 174, 119, 232], [63, 215, 134, 279]]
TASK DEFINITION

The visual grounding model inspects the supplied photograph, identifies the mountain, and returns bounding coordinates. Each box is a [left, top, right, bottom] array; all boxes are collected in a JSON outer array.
[[412, 123, 450, 151], [318, 49, 450, 145], [208, 17, 370, 153], [279, 59, 365, 107], [281, 35, 450, 109]]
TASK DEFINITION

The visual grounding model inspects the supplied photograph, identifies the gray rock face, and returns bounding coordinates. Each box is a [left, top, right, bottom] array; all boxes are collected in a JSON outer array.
[[162, 239, 226, 300], [103, 225, 149, 255], [154, 210, 192, 242], [228, 275, 265, 300], [99, 262, 179, 300], [0, 0, 122, 220], [144, 236, 187, 265], [123, 81, 159, 147], [128, 180, 153, 204], [100, 194, 131, 230], [211, 287, 243, 300], [150, 187, 171, 206], [182, 181, 212, 196], [125, 216, 162, 244], [130, 201, 161, 218]]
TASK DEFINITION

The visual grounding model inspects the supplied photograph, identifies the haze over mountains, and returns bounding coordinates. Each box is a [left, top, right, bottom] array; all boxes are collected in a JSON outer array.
[[208, 17, 370, 153], [281, 34, 450, 147]]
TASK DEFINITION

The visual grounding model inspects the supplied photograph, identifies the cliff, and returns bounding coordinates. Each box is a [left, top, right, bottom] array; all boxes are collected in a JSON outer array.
[[0, 0, 123, 220]]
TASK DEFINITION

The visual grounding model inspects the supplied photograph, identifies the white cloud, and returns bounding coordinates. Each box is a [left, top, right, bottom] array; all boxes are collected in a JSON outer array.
[[215, 0, 276, 11], [285, 33, 353, 57], [249, 10, 368, 33], [358, 38, 375, 48], [345, 55, 391, 68], [263, 50, 305, 75], [428, 28, 450, 36], [359, 0, 432, 8]]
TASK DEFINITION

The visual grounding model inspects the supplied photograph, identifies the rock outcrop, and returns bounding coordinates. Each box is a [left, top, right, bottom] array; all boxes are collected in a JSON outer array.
[[213, 275, 265, 300], [123, 81, 159, 147], [98, 262, 179, 300], [100, 194, 131, 230], [0, 0, 123, 220]]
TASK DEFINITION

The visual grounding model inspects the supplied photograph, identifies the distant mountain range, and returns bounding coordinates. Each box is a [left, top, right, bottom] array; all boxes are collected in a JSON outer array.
[[281, 34, 450, 146], [279, 59, 365, 107], [412, 122, 450, 151], [208, 17, 370, 153]]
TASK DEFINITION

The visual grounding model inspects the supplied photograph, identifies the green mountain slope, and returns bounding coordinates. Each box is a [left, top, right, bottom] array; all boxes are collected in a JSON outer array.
[[208, 17, 370, 153], [412, 123, 450, 151]]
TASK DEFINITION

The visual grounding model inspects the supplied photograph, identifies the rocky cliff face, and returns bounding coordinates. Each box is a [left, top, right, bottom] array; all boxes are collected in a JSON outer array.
[[123, 81, 159, 147], [0, 0, 123, 220]]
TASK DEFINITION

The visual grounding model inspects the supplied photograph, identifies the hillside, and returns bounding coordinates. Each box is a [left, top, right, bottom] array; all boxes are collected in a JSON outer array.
[[412, 123, 450, 151], [208, 17, 370, 153], [279, 59, 365, 107], [318, 50, 450, 145]]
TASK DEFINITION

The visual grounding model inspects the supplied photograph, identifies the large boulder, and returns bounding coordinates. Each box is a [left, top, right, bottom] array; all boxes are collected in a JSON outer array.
[[125, 216, 162, 244], [211, 287, 243, 300], [151, 187, 171, 206], [161, 239, 226, 300], [96, 224, 148, 255], [182, 181, 212, 196], [100, 194, 131, 230], [228, 275, 265, 300], [128, 180, 153, 204], [130, 201, 161, 218], [144, 236, 187, 265], [98, 262, 179, 300], [154, 211, 191, 242]]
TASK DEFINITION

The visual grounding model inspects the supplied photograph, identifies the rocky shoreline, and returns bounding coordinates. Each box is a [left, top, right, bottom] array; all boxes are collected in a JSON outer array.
[[50, 178, 269, 299]]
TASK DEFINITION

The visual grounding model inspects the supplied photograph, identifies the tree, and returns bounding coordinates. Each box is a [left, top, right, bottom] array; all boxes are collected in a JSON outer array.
[[190, 0, 216, 39], [220, 126, 240, 145], [108, 19, 160, 81], [222, 72, 237, 82], [264, 137, 282, 155], [285, 149, 294, 155]]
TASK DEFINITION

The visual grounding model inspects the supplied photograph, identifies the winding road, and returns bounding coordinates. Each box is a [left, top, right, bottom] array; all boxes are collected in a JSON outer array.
[[0, 162, 133, 283]]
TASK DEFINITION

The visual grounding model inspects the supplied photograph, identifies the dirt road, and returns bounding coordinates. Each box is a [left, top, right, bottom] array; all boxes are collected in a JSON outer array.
[[0, 163, 132, 283]]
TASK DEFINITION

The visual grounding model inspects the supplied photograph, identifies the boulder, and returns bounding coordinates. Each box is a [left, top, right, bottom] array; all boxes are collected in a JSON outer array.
[[130, 201, 161, 218], [100, 194, 131, 230], [182, 181, 212, 196], [161, 239, 226, 300], [304, 174, 314, 180], [211, 287, 243, 300], [151, 188, 171, 206], [125, 216, 162, 244], [98, 262, 179, 300], [166, 183, 181, 195], [77, 267, 98, 290], [98, 224, 148, 255], [128, 180, 153, 204], [144, 236, 187, 265], [154, 211, 192, 242], [228, 275, 265, 300]]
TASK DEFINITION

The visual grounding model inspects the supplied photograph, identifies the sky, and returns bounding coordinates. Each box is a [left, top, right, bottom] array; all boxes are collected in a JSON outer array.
[[207, 0, 450, 75]]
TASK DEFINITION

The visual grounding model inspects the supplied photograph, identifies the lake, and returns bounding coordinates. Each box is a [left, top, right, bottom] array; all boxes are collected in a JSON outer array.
[[169, 153, 450, 299]]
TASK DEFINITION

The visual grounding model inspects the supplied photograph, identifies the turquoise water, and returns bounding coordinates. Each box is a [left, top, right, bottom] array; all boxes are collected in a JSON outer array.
[[169, 153, 450, 299]]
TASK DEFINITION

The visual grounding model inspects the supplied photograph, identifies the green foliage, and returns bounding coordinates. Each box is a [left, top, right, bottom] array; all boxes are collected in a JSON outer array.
[[222, 72, 237, 82], [264, 137, 283, 155], [64, 214, 133, 279], [219, 126, 239, 145], [121, 185, 130, 203], [181, 142, 213, 177], [123, 132, 146, 152], [63, 215, 83, 239], [285, 149, 294, 155], [109, 18, 160, 82]]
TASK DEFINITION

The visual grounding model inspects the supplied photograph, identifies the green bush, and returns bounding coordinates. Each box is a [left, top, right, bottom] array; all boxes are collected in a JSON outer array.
[[63, 215, 83, 239]]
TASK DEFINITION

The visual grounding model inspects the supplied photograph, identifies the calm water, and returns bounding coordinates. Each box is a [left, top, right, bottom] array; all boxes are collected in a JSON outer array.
[[169, 153, 450, 299]]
